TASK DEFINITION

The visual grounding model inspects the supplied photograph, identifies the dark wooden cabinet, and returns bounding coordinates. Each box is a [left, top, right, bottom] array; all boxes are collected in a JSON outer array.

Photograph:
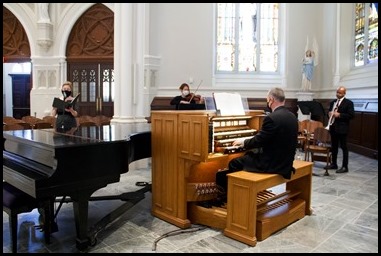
[[347, 100, 378, 159]]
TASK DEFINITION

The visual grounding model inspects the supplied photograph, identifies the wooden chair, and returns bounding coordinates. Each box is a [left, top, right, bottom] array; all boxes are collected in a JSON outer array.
[[3, 182, 52, 253], [305, 120, 323, 135], [301, 120, 323, 153], [3, 116, 18, 124], [77, 115, 93, 123], [3, 123, 31, 131], [79, 121, 97, 127], [21, 116, 42, 128], [297, 120, 308, 151], [34, 121, 53, 129], [42, 116, 57, 127], [92, 115, 111, 126], [304, 127, 332, 176]]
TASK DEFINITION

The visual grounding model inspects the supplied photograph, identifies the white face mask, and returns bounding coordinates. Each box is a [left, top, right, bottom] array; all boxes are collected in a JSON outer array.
[[182, 90, 190, 96]]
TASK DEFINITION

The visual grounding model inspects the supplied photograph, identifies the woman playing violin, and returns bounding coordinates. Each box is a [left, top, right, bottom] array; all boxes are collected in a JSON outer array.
[[170, 83, 203, 109]]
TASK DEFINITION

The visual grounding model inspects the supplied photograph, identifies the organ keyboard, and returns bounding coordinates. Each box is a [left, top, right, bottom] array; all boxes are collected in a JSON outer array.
[[212, 115, 258, 153]]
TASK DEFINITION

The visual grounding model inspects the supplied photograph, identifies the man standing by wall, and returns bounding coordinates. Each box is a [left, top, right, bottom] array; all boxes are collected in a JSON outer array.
[[326, 86, 355, 173]]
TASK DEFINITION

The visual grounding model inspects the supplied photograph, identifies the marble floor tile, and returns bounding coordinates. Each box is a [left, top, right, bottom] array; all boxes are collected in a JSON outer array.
[[3, 152, 378, 253]]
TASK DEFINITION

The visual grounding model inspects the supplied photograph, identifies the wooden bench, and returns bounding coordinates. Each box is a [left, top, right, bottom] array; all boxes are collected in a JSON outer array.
[[3, 182, 53, 253], [224, 160, 313, 246]]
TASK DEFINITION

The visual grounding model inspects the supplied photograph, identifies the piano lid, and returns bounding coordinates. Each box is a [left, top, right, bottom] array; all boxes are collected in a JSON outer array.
[[3, 123, 151, 168], [3, 123, 151, 147], [3, 123, 152, 196]]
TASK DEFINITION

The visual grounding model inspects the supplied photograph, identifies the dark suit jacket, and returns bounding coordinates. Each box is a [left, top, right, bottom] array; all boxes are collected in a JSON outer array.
[[242, 106, 298, 179], [328, 98, 355, 134]]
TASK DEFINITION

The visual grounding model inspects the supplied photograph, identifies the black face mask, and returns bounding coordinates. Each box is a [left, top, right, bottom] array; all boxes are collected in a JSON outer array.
[[62, 90, 72, 98], [266, 101, 272, 113]]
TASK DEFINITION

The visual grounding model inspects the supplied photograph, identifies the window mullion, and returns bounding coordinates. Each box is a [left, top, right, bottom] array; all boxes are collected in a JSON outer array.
[[234, 4, 240, 72], [256, 3, 261, 72], [364, 3, 369, 64]]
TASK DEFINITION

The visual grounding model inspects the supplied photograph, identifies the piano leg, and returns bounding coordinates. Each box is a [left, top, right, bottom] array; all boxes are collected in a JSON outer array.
[[36, 198, 58, 243], [67, 185, 152, 251], [69, 190, 96, 251]]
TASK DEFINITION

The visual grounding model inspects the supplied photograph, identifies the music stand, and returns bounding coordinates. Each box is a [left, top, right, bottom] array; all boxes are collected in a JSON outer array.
[[297, 101, 326, 123]]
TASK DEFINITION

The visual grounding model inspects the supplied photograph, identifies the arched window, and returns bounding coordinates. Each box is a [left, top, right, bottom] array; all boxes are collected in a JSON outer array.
[[354, 3, 378, 67], [215, 3, 279, 73]]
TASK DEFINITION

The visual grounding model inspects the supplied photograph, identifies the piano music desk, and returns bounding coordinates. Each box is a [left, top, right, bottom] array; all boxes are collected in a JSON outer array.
[[224, 160, 313, 246]]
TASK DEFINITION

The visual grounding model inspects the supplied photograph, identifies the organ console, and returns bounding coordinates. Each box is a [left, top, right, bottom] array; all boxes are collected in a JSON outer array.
[[151, 110, 312, 246], [3, 123, 151, 251], [150, 110, 264, 227]]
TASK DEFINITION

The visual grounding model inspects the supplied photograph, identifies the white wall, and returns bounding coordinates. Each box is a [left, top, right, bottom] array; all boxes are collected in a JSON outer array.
[[149, 3, 327, 98], [149, 3, 377, 100], [3, 3, 378, 118], [149, 3, 214, 96]]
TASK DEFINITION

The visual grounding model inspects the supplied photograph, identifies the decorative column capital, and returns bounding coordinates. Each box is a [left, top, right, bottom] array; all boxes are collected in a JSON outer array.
[[37, 39, 53, 50], [37, 22, 53, 50], [296, 92, 314, 101]]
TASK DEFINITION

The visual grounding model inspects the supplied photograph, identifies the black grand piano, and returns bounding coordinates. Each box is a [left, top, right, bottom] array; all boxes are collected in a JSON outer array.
[[3, 123, 151, 251]]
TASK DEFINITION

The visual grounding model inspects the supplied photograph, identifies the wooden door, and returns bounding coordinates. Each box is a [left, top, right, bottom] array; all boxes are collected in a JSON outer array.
[[68, 62, 114, 117], [10, 74, 31, 119], [65, 4, 114, 118]]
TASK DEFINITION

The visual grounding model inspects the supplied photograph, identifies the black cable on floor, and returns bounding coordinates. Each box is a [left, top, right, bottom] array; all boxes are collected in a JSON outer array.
[[135, 181, 151, 186], [152, 225, 207, 251]]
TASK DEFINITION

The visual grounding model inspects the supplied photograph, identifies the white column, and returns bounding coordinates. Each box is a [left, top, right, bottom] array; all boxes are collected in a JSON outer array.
[[134, 4, 150, 122], [113, 3, 134, 123], [112, 3, 148, 123], [332, 3, 341, 88]]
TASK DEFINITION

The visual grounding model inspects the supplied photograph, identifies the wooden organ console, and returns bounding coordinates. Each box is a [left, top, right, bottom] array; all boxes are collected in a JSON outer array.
[[151, 110, 312, 246]]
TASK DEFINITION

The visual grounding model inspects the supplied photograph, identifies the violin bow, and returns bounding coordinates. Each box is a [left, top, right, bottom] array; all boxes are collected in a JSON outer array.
[[188, 79, 203, 102]]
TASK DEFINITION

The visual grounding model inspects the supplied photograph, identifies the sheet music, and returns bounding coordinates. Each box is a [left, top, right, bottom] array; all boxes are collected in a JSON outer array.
[[213, 92, 245, 116], [52, 93, 81, 109]]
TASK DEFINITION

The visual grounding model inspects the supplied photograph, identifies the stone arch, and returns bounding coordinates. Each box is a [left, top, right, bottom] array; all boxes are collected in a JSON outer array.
[[66, 3, 114, 61], [3, 6, 31, 63]]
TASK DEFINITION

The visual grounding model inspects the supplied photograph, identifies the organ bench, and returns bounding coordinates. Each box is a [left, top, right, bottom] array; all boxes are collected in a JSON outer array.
[[224, 160, 312, 246]]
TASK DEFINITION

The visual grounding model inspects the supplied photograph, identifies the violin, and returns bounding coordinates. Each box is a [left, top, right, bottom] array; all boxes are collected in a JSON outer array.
[[183, 80, 204, 104], [185, 93, 202, 103]]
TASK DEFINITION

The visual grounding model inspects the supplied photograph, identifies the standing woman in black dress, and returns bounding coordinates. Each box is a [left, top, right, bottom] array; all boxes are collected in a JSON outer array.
[[51, 81, 78, 131]]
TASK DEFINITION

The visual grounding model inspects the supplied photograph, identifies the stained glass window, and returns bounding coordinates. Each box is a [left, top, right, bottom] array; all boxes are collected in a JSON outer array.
[[216, 3, 279, 73], [354, 3, 378, 67]]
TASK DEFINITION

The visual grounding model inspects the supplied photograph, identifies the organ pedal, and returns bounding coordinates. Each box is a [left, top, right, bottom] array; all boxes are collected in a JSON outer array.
[[189, 188, 307, 241], [255, 190, 306, 241]]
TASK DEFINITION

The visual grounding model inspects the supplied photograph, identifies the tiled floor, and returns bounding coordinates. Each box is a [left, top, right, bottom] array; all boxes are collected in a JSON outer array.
[[3, 151, 378, 253]]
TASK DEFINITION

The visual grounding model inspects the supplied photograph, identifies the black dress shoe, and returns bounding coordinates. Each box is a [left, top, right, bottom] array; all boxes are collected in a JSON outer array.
[[336, 167, 348, 173], [326, 164, 338, 169]]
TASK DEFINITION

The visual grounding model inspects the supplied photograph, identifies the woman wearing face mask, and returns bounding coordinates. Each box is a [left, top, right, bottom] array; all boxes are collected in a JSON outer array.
[[170, 83, 203, 110], [51, 81, 78, 131]]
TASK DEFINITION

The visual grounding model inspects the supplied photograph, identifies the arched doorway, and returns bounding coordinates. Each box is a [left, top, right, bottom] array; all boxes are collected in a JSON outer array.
[[3, 6, 32, 119], [66, 4, 114, 117], [3, 4, 115, 119]]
